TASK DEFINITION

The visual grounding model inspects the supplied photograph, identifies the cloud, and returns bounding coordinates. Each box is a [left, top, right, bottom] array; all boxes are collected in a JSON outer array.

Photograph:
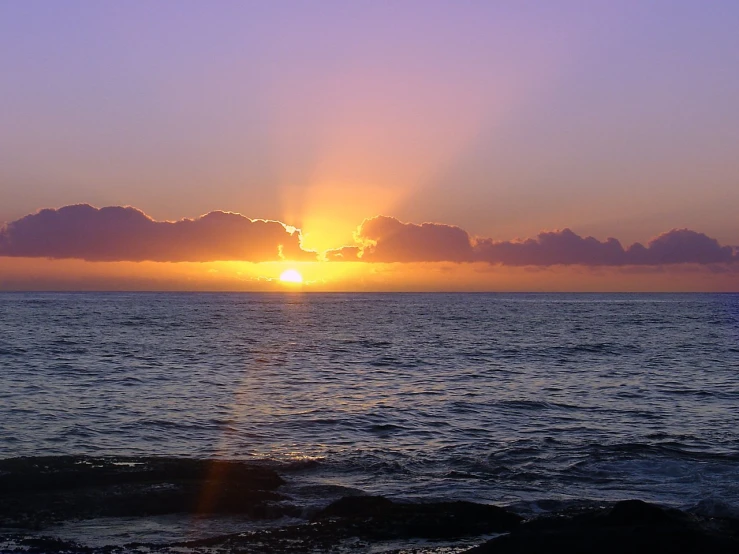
[[0, 204, 317, 262], [474, 228, 628, 265], [630, 228, 736, 265], [333, 216, 738, 266], [347, 215, 475, 262], [324, 246, 362, 261], [2, 208, 735, 268]]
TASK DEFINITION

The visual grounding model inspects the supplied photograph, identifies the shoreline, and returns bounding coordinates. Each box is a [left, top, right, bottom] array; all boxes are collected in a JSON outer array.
[[2, 456, 738, 553], [2, 497, 738, 553]]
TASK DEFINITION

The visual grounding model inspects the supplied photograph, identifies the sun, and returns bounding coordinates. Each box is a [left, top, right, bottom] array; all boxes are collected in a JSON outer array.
[[279, 269, 304, 284]]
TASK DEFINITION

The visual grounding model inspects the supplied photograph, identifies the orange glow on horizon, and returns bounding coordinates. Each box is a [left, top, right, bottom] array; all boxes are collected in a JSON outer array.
[[0, 257, 737, 293]]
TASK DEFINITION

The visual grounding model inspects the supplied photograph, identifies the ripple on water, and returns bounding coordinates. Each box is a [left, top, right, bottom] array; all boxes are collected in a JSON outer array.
[[0, 292, 737, 512]]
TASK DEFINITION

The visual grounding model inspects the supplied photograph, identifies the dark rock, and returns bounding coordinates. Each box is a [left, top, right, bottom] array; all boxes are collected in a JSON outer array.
[[469, 500, 739, 554], [0, 456, 284, 493], [1, 536, 91, 554], [0, 456, 289, 528], [318, 495, 395, 518], [604, 499, 686, 526], [316, 495, 522, 539], [3, 498, 738, 554]]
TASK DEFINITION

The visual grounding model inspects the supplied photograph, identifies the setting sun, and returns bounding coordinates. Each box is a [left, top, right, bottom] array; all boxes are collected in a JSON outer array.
[[279, 269, 303, 284]]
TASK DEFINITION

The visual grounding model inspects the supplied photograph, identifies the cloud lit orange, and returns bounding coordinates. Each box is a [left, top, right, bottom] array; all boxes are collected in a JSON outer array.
[[1, 206, 737, 271], [330, 216, 739, 267], [0, 205, 316, 263]]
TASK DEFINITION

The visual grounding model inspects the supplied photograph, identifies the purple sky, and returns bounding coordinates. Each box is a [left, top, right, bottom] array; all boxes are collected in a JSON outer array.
[[2, 1, 738, 254]]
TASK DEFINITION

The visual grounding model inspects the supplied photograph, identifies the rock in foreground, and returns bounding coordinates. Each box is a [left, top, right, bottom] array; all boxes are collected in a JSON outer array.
[[0, 456, 289, 528], [315, 495, 523, 539], [469, 499, 739, 554]]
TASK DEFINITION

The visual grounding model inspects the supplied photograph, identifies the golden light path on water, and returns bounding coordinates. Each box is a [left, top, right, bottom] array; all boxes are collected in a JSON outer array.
[[189, 291, 321, 539]]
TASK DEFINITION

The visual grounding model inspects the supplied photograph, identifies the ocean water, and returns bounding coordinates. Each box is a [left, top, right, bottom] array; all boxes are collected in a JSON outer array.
[[1, 292, 738, 545]]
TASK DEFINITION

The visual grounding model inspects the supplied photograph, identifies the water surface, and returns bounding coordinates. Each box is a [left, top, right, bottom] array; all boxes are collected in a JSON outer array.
[[1, 292, 738, 530]]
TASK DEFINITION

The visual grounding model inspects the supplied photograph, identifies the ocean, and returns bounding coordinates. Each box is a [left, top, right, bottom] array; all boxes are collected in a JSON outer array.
[[1, 292, 738, 551]]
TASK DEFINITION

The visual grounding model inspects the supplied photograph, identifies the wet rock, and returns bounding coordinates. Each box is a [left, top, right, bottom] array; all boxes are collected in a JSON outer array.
[[0, 456, 284, 493], [318, 495, 395, 518], [316, 495, 522, 539], [469, 500, 739, 553], [0, 456, 289, 528], [605, 498, 685, 525], [116, 498, 522, 553], [0, 535, 92, 554]]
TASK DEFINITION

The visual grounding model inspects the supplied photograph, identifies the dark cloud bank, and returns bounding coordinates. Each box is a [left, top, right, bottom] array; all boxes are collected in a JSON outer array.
[[327, 216, 739, 266], [0, 205, 316, 262], [1, 206, 736, 267]]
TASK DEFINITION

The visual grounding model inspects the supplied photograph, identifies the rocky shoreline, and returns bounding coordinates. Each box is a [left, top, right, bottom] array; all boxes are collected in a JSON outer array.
[[1, 457, 738, 553], [3, 496, 739, 553]]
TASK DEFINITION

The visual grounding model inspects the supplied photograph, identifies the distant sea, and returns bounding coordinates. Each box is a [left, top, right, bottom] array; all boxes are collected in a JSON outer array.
[[1, 292, 738, 547]]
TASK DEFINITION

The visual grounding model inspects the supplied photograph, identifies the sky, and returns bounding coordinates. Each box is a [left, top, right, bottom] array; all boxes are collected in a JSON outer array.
[[1, 1, 738, 291]]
